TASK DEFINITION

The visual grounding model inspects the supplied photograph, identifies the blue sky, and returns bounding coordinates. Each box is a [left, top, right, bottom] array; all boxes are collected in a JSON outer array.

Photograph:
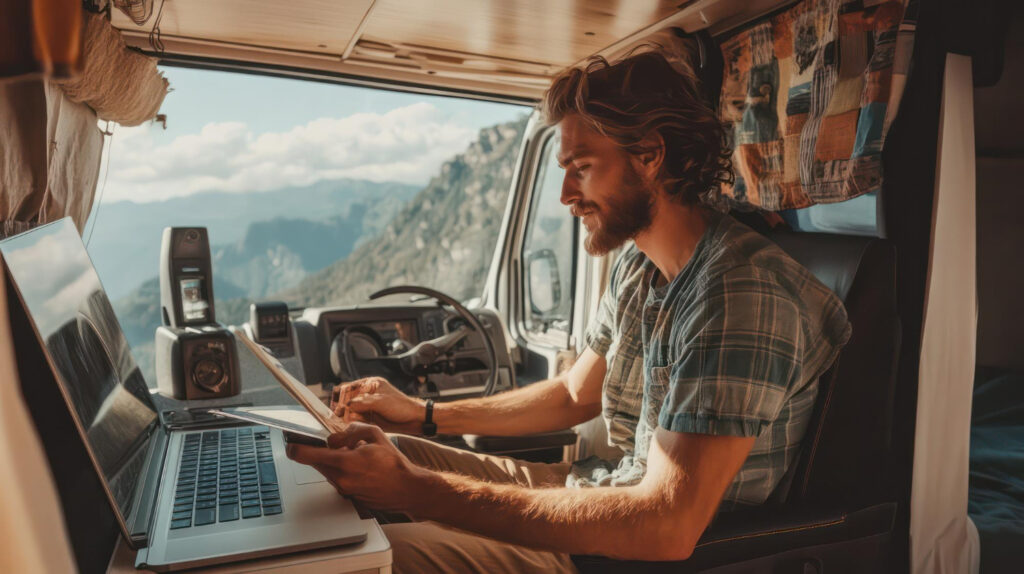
[[158, 65, 527, 135], [103, 65, 530, 202]]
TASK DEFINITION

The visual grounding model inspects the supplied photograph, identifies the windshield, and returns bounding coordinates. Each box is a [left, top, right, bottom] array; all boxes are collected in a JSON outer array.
[[85, 66, 529, 386]]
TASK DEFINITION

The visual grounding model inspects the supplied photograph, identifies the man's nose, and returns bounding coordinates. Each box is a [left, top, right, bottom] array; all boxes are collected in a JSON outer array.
[[560, 175, 580, 206]]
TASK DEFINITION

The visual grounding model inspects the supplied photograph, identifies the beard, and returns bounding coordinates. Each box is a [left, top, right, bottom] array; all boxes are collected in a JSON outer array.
[[577, 165, 655, 256]]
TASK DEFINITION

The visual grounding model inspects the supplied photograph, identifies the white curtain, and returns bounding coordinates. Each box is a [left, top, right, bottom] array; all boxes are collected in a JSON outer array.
[[0, 264, 77, 572], [909, 52, 981, 574], [0, 76, 104, 237]]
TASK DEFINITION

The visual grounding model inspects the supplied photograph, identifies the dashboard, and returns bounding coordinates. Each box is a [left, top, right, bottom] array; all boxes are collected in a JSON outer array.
[[276, 302, 515, 401]]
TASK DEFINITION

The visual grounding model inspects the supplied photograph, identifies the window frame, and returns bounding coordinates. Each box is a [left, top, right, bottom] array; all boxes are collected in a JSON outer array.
[[514, 128, 579, 350], [86, 62, 534, 387]]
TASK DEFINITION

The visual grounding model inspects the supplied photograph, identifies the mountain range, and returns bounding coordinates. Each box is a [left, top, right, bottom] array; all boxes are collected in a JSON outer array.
[[280, 117, 528, 307], [88, 179, 419, 300]]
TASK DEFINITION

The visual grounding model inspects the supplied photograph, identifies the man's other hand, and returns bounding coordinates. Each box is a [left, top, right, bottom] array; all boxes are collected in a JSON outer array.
[[286, 422, 430, 511], [331, 377, 424, 434]]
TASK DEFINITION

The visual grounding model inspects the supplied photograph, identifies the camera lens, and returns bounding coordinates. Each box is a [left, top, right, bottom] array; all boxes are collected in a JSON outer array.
[[184, 230, 200, 242], [192, 358, 225, 391]]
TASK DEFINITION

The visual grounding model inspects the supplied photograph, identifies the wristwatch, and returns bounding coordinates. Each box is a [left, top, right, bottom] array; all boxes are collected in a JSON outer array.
[[422, 399, 437, 437]]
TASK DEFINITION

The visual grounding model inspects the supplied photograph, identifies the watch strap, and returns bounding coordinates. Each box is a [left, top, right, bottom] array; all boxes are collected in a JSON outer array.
[[422, 399, 437, 437]]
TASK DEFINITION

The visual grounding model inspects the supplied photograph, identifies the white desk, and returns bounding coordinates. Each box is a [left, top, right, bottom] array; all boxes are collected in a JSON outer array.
[[107, 518, 391, 573]]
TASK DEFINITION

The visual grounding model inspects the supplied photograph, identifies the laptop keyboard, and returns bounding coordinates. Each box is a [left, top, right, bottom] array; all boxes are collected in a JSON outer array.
[[170, 427, 282, 529]]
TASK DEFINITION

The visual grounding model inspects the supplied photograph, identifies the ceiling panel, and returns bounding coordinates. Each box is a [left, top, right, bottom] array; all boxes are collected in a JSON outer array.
[[361, 0, 684, 67], [111, 0, 375, 55]]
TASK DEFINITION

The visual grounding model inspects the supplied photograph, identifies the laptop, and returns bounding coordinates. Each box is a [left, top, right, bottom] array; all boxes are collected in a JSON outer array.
[[0, 218, 367, 571]]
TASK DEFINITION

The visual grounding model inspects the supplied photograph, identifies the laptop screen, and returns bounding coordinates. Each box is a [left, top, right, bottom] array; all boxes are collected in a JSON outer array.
[[0, 219, 159, 531]]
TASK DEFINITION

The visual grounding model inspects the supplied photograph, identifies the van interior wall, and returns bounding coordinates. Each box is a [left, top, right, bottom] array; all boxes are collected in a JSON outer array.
[[974, 9, 1024, 375]]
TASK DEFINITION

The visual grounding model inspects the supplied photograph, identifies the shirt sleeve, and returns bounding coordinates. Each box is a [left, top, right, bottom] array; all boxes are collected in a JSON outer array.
[[585, 281, 617, 357], [583, 246, 635, 357], [658, 265, 804, 437]]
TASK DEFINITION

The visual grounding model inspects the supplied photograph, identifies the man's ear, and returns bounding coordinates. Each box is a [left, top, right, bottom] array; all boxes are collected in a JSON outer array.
[[631, 132, 666, 182]]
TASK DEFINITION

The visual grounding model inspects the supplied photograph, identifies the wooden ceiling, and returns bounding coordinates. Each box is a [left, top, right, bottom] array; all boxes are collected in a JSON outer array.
[[110, 0, 789, 101], [361, 0, 681, 68]]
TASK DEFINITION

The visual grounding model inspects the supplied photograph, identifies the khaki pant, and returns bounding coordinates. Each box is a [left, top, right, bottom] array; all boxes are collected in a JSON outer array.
[[382, 435, 578, 573]]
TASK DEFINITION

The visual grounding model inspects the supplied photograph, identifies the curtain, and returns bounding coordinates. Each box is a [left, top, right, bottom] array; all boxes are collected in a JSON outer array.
[[59, 11, 169, 126], [910, 52, 980, 574], [713, 0, 917, 211], [0, 0, 83, 79], [0, 77, 104, 238], [0, 10, 167, 239]]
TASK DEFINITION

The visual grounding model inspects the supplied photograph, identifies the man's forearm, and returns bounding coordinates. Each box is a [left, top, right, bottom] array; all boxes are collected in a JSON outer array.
[[406, 469, 694, 561], [431, 377, 599, 436]]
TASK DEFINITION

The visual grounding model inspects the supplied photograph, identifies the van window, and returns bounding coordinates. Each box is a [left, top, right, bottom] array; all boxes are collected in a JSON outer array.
[[85, 66, 530, 386], [780, 191, 880, 236], [521, 132, 576, 341]]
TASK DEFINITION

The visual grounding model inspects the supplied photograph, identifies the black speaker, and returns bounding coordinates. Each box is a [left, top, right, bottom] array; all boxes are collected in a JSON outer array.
[[155, 325, 241, 400]]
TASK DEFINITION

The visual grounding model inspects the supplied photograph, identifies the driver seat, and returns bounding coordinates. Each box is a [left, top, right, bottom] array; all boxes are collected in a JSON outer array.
[[572, 230, 901, 572]]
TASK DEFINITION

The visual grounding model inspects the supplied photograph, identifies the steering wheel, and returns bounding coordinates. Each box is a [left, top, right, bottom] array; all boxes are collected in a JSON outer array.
[[333, 285, 500, 396]]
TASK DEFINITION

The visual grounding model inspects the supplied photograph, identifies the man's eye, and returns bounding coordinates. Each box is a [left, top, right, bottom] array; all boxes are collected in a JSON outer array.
[[575, 165, 590, 178]]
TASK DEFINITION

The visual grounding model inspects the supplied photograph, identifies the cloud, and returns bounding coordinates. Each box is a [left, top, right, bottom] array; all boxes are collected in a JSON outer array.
[[1, 222, 102, 336], [102, 103, 478, 202]]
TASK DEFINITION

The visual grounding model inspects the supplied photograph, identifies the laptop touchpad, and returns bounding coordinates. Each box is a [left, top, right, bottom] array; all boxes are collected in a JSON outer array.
[[290, 459, 327, 485]]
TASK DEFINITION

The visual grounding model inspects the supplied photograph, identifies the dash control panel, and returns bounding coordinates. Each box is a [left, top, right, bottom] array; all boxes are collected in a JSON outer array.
[[250, 301, 293, 357]]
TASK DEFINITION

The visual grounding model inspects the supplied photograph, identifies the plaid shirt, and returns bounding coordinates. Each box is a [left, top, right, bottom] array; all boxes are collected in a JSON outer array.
[[567, 212, 851, 510]]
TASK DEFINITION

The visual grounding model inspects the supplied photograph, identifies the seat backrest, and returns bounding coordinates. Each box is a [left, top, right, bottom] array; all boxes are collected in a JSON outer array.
[[767, 232, 900, 507]]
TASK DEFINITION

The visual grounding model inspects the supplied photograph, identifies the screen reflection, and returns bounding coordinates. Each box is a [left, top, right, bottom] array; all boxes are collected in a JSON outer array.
[[0, 218, 158, 521]]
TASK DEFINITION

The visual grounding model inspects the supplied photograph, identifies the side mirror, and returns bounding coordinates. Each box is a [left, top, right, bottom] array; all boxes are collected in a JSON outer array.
[[525, 248, 561, 316]]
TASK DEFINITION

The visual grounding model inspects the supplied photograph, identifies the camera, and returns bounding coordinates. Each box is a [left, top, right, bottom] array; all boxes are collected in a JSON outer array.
[[155, 325, 241, 400], [154, 226, 241, 400]]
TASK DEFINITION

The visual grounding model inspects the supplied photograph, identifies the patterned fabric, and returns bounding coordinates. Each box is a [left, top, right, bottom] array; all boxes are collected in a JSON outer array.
[[711, 0, 917, 210], [567, 212, 851, 510]]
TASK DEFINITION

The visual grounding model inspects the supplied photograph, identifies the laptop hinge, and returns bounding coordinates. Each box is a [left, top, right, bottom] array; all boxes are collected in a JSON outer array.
[[127, 424, 169, 548]]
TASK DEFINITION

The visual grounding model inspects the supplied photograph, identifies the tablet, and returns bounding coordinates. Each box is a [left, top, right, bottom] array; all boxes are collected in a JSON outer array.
[[210, 327, 347, 444], [211, 405, 331, 446]]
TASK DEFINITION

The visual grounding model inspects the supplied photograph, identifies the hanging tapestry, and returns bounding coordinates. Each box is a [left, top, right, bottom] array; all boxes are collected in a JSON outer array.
[[713, 0, 917, 210]]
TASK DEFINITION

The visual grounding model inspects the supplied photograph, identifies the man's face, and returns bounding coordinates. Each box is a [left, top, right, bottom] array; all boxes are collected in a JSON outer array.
[[557, 114, 655, 256]]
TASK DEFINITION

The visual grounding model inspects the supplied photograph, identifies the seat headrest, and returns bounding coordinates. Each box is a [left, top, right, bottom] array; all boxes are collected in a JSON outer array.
[[766, 232, 886, 303]]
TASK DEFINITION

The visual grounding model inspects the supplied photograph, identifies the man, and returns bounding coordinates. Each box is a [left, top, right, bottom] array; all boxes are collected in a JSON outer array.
[[288, 51, 851, 572]]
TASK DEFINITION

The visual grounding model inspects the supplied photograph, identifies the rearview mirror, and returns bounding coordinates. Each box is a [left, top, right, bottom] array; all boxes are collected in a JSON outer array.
[[526, 249, 561, 316]]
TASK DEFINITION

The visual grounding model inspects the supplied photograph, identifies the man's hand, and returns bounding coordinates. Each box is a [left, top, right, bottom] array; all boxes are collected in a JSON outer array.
[[328, 348, 607, 437], [286, 422, 431, 511], [331, 377, 424, 434]]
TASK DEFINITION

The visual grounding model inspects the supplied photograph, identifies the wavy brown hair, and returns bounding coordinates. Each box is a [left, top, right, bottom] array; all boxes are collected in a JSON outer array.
[[541, 50, 733, 204]]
